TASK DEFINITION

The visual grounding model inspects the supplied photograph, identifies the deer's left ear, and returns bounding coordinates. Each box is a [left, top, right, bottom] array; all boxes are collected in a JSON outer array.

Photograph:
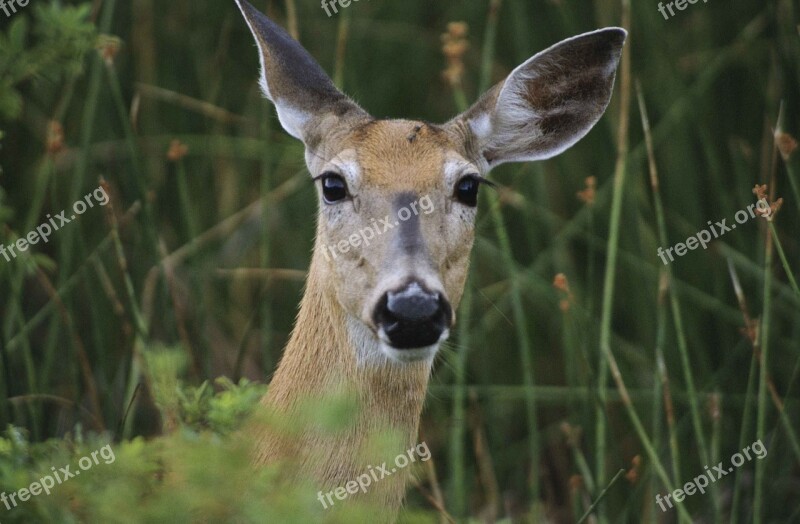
[[236, 0, 369, 143], [448, 28, 626, 169]]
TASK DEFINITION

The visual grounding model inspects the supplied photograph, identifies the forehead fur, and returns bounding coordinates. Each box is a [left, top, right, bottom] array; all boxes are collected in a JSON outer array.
[[343, 120, 464, 189]]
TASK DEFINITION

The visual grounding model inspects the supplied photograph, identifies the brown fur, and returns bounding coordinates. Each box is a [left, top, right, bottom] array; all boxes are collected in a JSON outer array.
[[235, 1, 625, 519], [252, 234, 435, 518]]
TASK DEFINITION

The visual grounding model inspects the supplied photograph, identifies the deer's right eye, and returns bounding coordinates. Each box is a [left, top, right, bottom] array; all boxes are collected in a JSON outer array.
[[319, 173, 349, 204]]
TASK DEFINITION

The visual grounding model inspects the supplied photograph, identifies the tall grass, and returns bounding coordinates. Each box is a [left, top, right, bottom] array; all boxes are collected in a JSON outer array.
[[1, 0, 798, 522]]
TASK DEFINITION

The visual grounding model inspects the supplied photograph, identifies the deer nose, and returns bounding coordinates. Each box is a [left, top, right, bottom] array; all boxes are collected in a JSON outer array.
[[373, 282, 452, 349]]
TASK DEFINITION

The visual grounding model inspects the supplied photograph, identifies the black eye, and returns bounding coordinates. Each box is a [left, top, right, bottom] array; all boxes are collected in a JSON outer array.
[[319, 172, 348, 204], [454, 175, 480, 207]]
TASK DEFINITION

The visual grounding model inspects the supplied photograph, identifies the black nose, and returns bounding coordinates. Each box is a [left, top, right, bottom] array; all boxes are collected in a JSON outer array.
[[373, 282, 452, 349]]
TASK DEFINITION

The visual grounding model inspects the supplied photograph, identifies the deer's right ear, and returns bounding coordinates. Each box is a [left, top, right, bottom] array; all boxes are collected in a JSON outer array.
[[236, 0, 369, 143]]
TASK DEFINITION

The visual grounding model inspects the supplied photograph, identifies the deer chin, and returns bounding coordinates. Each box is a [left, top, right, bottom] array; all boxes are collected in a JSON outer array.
[[347, 315, 445, 366], [380, 343, 440, 364], [377, 330, 449, 364]]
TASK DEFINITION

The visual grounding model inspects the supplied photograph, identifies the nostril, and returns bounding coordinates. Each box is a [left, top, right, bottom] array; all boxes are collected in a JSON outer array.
[[387, 284, 440, 321], [373, 282, 453, 350]]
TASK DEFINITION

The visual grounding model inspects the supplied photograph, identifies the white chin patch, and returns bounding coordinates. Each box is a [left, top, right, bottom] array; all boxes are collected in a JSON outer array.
[[376, 328, 449, 364], [348, 315, 448, 366], [379, 342, 440, 363]]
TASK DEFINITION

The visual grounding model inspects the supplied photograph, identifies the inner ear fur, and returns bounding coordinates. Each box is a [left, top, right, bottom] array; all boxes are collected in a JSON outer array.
[[236, 0, 370, 143], [448, 28, 627, 168]]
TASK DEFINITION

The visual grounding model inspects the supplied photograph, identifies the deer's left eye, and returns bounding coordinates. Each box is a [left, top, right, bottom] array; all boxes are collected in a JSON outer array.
[[319, 173, 349, 204], [454, 175, 480, 207]]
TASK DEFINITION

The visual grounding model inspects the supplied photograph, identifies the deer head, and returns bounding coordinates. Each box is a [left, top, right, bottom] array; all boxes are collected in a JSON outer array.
[[236, 1, 626, 515], [235, 0, 624, 364]]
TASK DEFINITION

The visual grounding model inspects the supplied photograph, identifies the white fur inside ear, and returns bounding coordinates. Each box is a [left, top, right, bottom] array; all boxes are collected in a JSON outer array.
[[252, 43, 273, 100], [236, 2, 274, 101], [275, 103, 311, 140], [257, 67, 271, 100], [468, 113, 493, 143], [460, 28, 624, 166]]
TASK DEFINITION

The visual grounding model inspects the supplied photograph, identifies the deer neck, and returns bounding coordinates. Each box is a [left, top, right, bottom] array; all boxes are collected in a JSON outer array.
[[267, 245, 433, 410], [254, 241, 433, 509]]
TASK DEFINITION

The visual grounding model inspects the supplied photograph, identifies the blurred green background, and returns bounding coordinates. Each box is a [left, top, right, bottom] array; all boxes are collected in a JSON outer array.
[[0, 0, 799, 522]]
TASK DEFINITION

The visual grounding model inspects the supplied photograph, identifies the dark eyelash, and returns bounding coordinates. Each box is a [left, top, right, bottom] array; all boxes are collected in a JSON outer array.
[[471, 175, 497, 190]]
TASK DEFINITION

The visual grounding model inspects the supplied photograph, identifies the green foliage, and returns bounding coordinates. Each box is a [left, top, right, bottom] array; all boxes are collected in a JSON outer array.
[[0, 183, 13, 281], [0, 177, 13, 224], [1, 0, 799, 521], [143, 343, 268, 435], [0, 402, 401, 523], [177, 377, 267, 435], [0, 426, 303, 522], [0, 3, 96, 119]]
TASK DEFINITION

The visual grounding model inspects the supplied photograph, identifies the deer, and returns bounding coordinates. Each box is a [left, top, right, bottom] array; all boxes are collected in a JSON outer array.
[[235, 0, 625, 518]]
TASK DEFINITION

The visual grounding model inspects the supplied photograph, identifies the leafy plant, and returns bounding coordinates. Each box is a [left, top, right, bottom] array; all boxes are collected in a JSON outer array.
[[0, 3, 96, 120]]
